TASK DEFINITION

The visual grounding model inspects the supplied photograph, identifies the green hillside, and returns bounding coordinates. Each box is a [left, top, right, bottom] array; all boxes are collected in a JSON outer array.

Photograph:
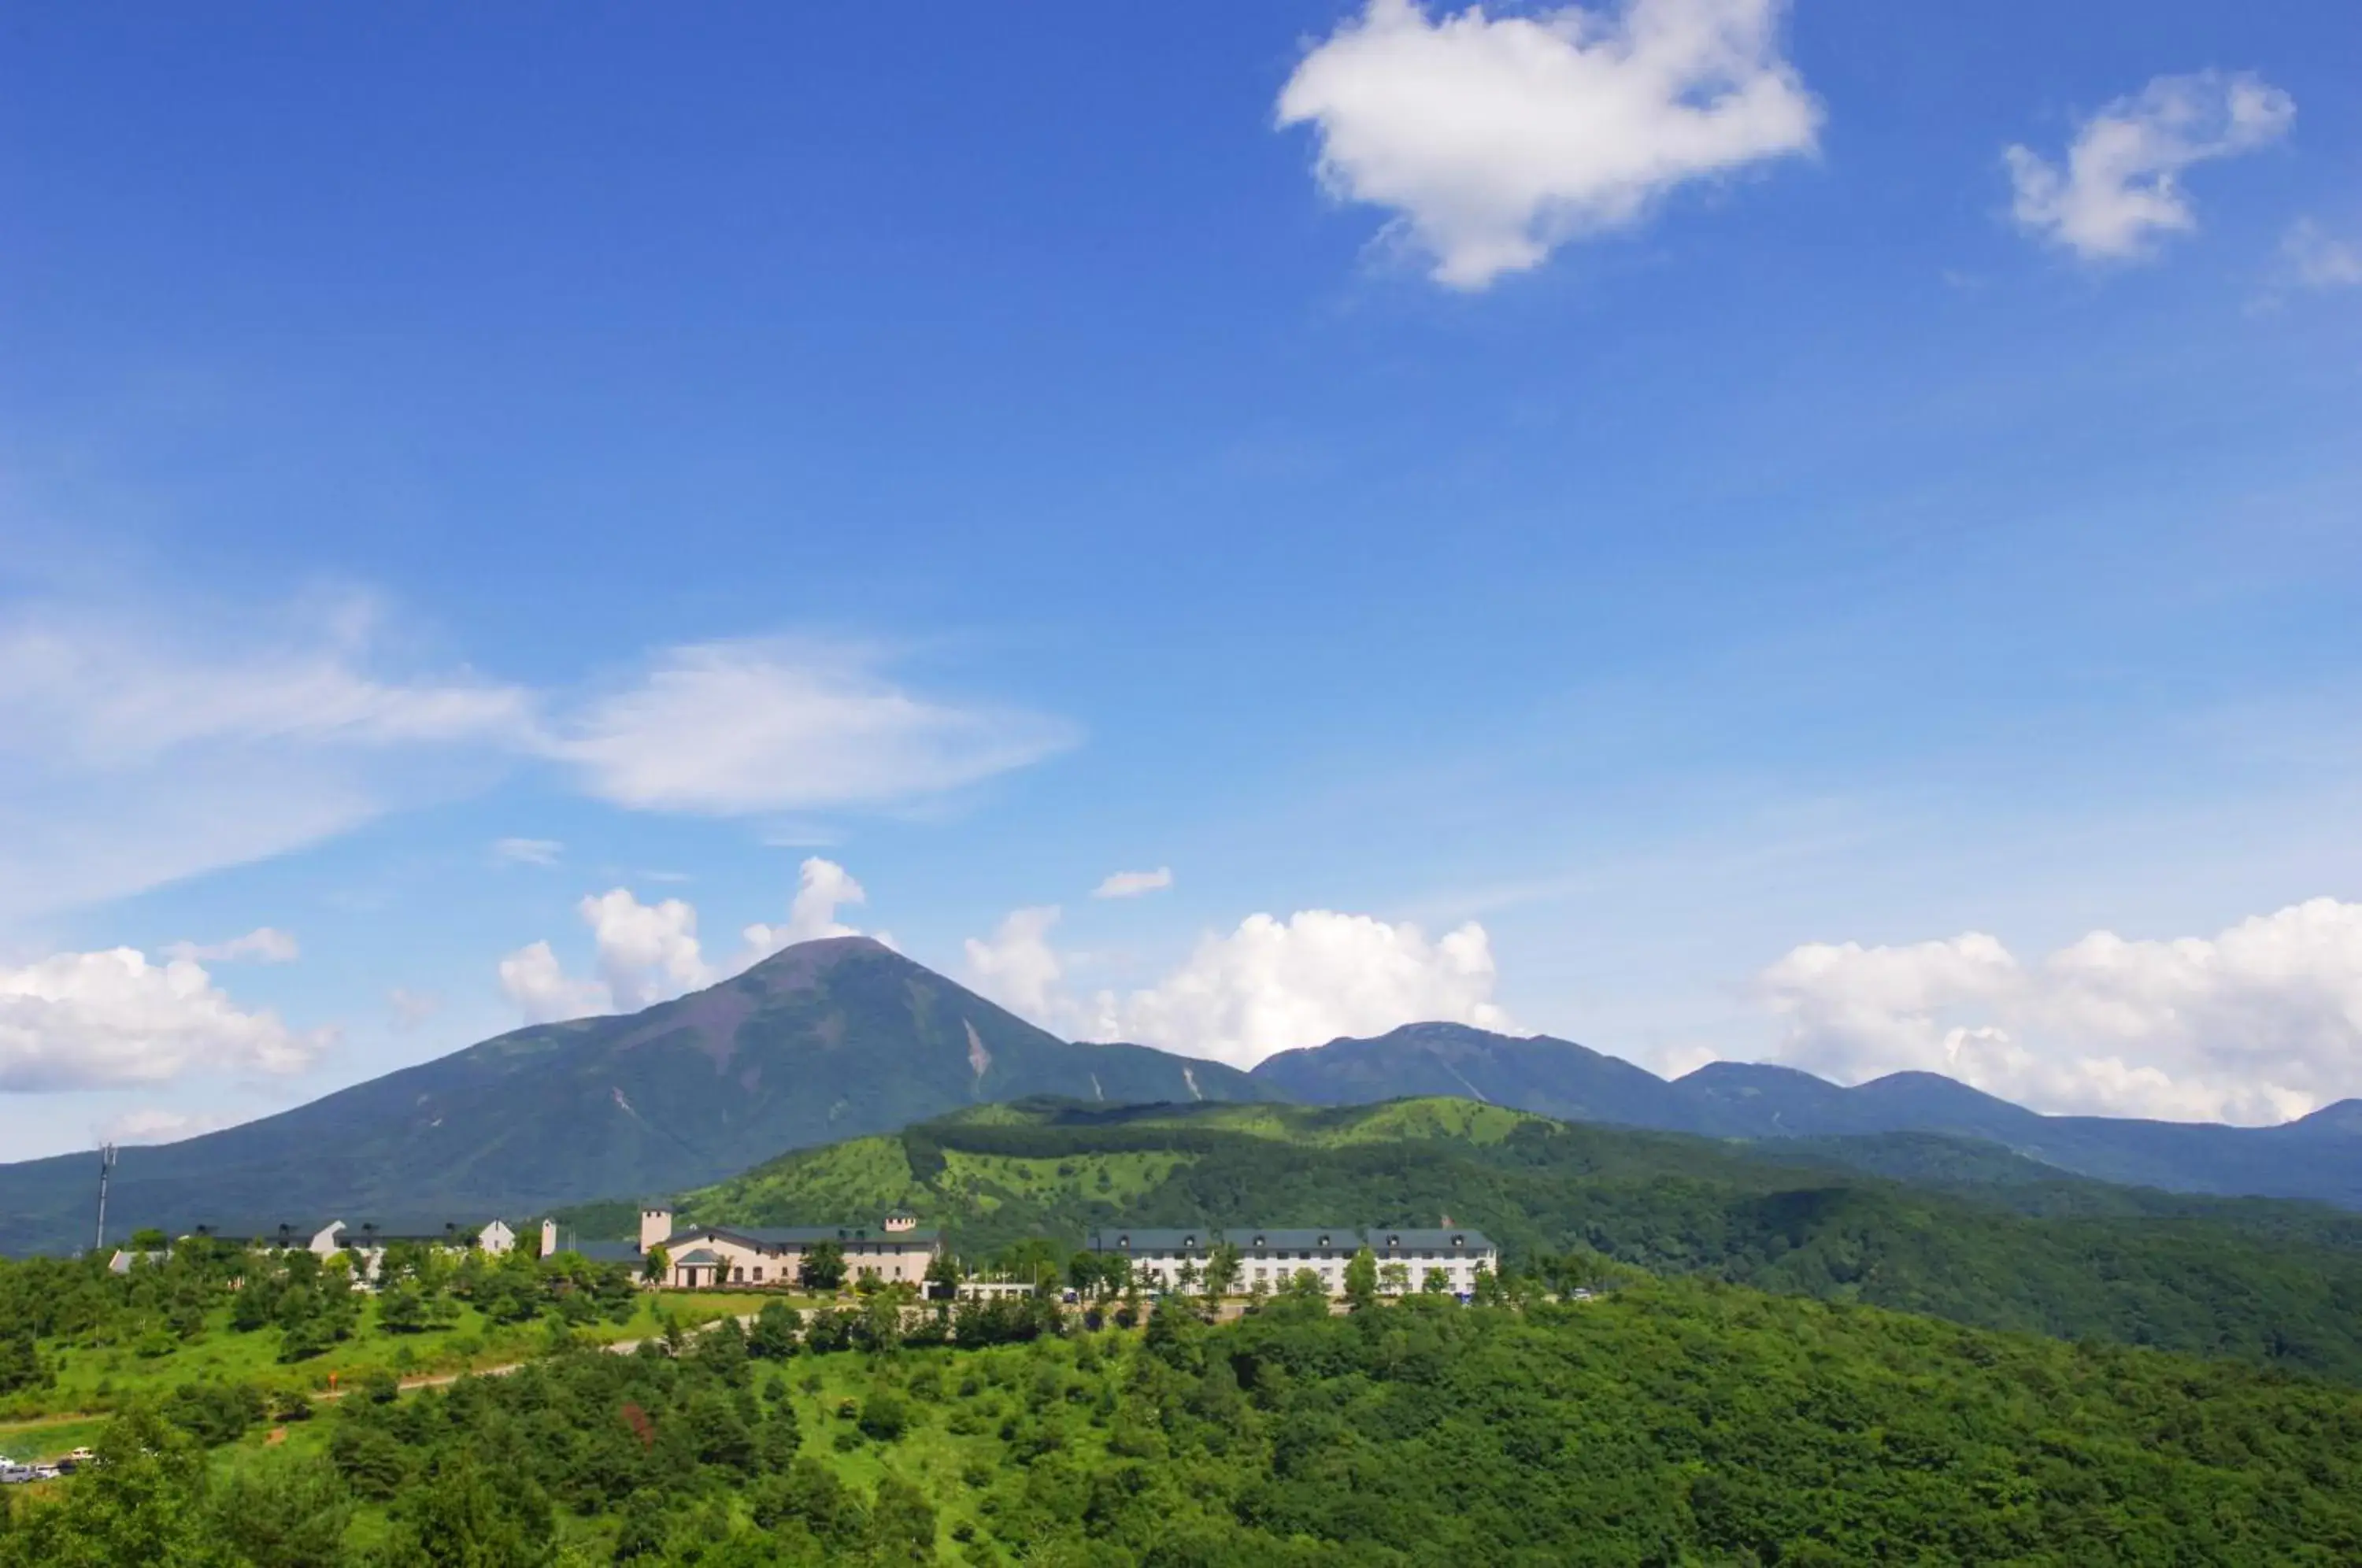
[[13, 1280, 2362, 1564], [0, 939, 1279, 1254], [662, 1096, 2362, 1383]]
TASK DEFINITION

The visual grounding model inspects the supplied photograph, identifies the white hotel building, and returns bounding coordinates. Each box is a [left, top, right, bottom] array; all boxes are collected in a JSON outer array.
[[1087, 1224, 1497, 1298]]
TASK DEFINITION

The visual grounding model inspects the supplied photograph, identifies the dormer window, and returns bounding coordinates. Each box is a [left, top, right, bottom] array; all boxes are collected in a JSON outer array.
[[1316, 1234, 1330, 1248], [1451, 1234, 1464, 1247], [1252, 1234, 1265, 1248], [1183, 1235, 1196, 1249]]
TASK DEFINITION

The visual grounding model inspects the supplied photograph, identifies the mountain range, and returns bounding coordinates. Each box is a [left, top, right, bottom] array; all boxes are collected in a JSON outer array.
[[1253, 1022, 2362, 1207], [0, 937, 1272, 1253], [2, 941, 2358, 1252]]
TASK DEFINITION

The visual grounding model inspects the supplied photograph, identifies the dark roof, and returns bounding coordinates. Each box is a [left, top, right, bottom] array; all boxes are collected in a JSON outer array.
[[184, 1215, 520, 1244], [1087, 1225, 1494, 1253], [671, 1248, 720, 1267], [565, 1241, 643, 1266], [672, 1222, 942, 1248]]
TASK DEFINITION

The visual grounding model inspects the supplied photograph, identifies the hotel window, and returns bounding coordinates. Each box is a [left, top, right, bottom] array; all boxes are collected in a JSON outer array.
[[753, 1267, 764, 1282]]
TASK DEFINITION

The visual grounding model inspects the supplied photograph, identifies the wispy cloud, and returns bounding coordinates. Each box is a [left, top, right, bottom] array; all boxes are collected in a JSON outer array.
[[1092, 867, 1173, 900], [491, 837, 565, 867], [2005, 71, 2294, 262], [164, 927, 299, 964]]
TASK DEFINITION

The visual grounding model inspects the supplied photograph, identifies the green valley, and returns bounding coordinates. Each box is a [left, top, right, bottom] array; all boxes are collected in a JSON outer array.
[[654, 1096, 2362, 1383]]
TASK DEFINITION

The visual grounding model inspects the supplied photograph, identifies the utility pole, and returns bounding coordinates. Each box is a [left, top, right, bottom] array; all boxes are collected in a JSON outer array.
[[94, 1142, 117, 1256]]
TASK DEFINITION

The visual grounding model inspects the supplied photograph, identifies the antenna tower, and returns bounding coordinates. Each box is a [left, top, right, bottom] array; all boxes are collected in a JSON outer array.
[[94, 1142, 118, 1255]]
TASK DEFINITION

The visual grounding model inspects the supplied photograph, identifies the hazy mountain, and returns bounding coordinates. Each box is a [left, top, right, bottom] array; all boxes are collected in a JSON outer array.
[[1248, 1027, 2362, 1209], [0, 937, 1275, 1253], [1250, 1022, 1691, 1128]]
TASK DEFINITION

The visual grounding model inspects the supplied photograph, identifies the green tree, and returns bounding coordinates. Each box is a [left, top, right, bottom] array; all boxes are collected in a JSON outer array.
[[1379, 1262, 1410, 1296], [798, 1241, 846, 1293], [377, 1281, 428, 1334], [1203, 1242, 1242, 1302], [1422, 1267, 1450, 1295], [205, 1457, 352, 1568], [0, 1408, 218, 1568], [1343, 1248, 1379, 1311], [380, 1448, 552, 1568], [867, 1475, 936, 1565], [642, 1244, 671, 1286], [749, 1301, 802, 1361]]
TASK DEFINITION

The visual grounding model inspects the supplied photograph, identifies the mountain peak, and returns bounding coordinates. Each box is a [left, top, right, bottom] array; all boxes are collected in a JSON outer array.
[[736, 934, 899, 991]]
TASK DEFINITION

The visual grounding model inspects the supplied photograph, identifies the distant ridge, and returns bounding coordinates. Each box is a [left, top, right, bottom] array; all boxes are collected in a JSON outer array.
[[0, 936, 1277, 1253], [1248, 1024, 2362, 1210]]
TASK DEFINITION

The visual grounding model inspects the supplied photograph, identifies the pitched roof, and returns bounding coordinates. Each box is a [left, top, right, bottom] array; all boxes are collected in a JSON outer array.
[[672, 1222, 942, 1248], [1087, 1224, 1494, 1253]]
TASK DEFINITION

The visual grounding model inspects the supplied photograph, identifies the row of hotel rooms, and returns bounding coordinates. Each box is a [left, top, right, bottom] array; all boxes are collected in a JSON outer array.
[[129, 1211, 1498, 1300]]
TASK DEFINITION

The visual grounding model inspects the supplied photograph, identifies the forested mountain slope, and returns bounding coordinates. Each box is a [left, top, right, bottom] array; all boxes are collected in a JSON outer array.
[[13, 1278, 2362, 1564], [1252, 1022, 2362, 1207], [657, 1096, 2362, 1382], [0, 939, 1273, 1253]]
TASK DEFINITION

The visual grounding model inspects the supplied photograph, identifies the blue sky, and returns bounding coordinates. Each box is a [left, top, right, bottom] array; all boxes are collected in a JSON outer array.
[[3, 1, 2359, 1157]]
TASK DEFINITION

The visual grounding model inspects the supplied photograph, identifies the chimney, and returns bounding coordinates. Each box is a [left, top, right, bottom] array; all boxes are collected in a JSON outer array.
[[541, 1218, 558, 1256], [639, 1207, 672, 1254]]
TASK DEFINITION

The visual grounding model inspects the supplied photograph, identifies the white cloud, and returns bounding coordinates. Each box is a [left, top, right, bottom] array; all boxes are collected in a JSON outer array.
[[2005, 70, 2294, 262], [548, 639, 1076, 815], [497, 940, 613, 1025], [2277, 219, 2362, 290], [1276, 0, 1820, 288], [499, 859, 887, 1023], [577, 889, 716, 1012], [964, 906, 1068, 1019], [164, 927, 300, 965], [1093, 867, 1173, 900], [964, 904, 1516, 1068], [741, 857, 869, 960], [0, 601, 1072, 924], [0, 948, 327, 1091], [0, 599, 530, 922], [1757, 897, 2362, 1123], [491, 837, 564, 868]]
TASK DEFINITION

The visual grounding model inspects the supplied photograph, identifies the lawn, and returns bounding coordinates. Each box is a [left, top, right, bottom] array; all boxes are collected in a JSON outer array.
[[4, 1289, 809, 1421]]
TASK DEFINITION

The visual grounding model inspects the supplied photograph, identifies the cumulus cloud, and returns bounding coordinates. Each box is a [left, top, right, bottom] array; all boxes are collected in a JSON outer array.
[[1276, 0, 1820, 288], [964, 907, 1068, 1019], [499, 859, 887, 1023], [741, 857, 870, 959], [1093, 867, 1173, 900], [963, 905, 1515, 1068], [491, 837, 564, 867], [576, 889, 716, 1012], [2005, 70, 2294, 262], [0, 949, 327, 1091], [497, 940, 613, 1025], [1757, 897, 2362, 1124], [547, 640, 1076, 815], [164, 927, 299, 965]]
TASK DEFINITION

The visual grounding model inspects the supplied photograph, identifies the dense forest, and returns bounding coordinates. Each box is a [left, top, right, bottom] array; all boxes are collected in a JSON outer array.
[[650, 1098, 2362, 1383], [7, 1276, 2361, 1564]]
